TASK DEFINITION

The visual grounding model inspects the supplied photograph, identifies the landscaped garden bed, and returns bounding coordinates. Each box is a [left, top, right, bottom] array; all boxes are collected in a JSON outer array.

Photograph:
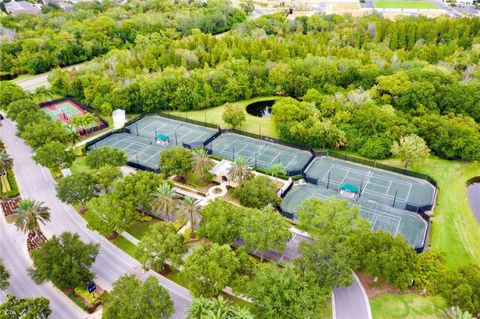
[[27, 231, 47, 251], [1, 197, 21, 218]]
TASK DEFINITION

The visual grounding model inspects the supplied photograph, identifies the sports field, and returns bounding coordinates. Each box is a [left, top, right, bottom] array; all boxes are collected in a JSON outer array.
[[280, 184, 428, 249], [374, 0, 437, 9], [40, 99, 104, 135], [126, 116, 218, 148], [87, 133, 166, 170], [207, 133, 313, 175], [304, 157, 436, 210]]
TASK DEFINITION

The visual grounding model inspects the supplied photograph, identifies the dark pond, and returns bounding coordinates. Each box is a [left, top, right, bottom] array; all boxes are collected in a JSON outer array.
[[246, 100, 275, 118], [467, 177, 480, 225]]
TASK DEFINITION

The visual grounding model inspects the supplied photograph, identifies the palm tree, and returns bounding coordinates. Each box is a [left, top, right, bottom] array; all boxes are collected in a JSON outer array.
[[232, 307, 254, 319], [0, 151, 13, 173], [7, 199, 51, 236], [176, 196, 200, 238], [0, 140, 5, 151], [186, 297, 211, 319], [34, 87, 48, 102], [437, 307, 474, 319], [270, 163, 286, 180], [191, 148, 214, 179], [227, 157, 253, 186], [151, 183, 178, 220]]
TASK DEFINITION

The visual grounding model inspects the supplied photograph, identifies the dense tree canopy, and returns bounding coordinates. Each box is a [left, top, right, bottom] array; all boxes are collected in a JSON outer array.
[[0, 295, 51, 319]]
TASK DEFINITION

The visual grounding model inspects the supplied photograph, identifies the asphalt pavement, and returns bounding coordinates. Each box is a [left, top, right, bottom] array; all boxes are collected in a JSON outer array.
[[0, 117, 192, 318]]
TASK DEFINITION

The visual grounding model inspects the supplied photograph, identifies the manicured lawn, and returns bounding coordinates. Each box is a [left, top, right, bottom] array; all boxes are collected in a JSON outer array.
[[70, 156, 92, 175], [112, 236, 138, 258], [374, 0, 437, 8], [383, 158, 480, 269], [370, 294, 445, 319], [126, 221, 152, 240], [167, 96, 280, 138]]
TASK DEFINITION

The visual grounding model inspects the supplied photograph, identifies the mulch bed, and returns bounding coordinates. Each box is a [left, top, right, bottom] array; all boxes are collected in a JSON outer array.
[[357, 272, 410, 299], [27, 231, 47, 251], [1, 197, 21, 217]]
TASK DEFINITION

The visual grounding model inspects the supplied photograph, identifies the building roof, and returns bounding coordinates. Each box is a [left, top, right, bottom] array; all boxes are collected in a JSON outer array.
[[5, 1, 41, 15], [209, 160, 234, 176]]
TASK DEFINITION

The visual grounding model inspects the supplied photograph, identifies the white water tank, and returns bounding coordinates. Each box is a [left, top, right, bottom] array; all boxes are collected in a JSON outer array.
[[112, 109, 126, 129]]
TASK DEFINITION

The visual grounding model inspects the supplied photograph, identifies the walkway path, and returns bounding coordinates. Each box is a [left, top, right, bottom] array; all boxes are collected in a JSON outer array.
[[333, 273, 372, 319], [14, 63, 84, 92]]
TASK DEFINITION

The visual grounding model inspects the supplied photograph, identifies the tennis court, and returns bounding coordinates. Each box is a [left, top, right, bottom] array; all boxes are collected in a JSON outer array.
[[206, 133, 313, 175], [40, 99, 104, 135], [126, 116, 218, 148], [280, 184, 428, 249], [87, 132, 168, 170], [304, 157, 435, 209]]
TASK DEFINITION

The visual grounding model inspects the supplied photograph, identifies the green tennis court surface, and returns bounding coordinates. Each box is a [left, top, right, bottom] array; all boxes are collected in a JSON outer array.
[[207, 133, 313, 175], [88, 133, 168, 170], [280, 184, 428, 249], [126, 116, 217, 147], [374, 0, 437, 8], [304, 157, 435, 210]]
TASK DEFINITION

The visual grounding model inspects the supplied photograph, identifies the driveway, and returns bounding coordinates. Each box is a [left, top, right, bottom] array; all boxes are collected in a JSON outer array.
[[0, 117, 192, 318]]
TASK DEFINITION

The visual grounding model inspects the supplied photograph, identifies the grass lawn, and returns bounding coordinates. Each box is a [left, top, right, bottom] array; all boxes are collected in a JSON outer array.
[[126, 221, 152, 240], [383, 157, 480, 269], [167, 96, 280, 138], [70, 156, 92, 175], [112, 236, 138, 258], [374, 0, 437, 8], [370, 294, 445, 319]]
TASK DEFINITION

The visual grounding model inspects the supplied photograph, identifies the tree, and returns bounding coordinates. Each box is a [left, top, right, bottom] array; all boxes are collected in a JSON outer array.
[[240, 206, 292, 261], [86, 147, 127, 169], [70, 113, 95, 134], [103, 275, 174, 319], [0, 151, 13, 173], [234, 176, 280, 209], [21, 120, 71, 149], [176, 196, 201, 237], [297, 197, 370, 241], [114, 170, 165, 214], [151, 182, 179, 220], [181, 243, 241, 297], [198, 199, 244, 245], [227, 157, 253, 186], [6, 99, 38, 121], [85, 193, 136, 236], [136, 223, 186, 271], [0, 82, 27, 110], [437, 307, 474, 319], [191, 147, 214, 179], [391, 134, 430, 168], [246, 263, 328, 319], [32, 141, 74, 170], [0, 258, 10, 290], [8, 199, 51, 236], [92, 164, 122, 193], [0, 295, 51, 319], [159, 146, 192, 179], [56, 172, 96, 211], [29, 232, 99, 290], [222, 104, 246, 129], [270, 163, 286, 179]]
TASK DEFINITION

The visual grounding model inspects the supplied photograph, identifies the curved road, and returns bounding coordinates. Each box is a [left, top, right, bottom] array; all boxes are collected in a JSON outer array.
[[0, 117, 192, 318]]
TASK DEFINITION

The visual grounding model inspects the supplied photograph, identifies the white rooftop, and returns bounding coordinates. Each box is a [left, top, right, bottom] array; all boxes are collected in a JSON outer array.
[[209, 160, 234, 176]]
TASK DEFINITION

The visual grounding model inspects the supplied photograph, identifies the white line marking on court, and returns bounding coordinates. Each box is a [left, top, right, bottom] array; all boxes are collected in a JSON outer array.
[[363, 171, 374, 191]]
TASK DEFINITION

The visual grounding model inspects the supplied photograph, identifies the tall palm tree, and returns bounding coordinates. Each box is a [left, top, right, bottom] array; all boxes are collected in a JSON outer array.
[[227, 157, 253, 186], [176, 196, 200, 238], [191, 148, 214, 179], [437, 307, 474, 319], [7, 199, 51, 236], [151, 183, 178, 221], [0, 151, 13, 173]]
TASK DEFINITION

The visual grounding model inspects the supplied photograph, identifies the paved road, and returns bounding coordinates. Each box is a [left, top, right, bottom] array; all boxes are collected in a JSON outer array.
[[333, 273, 372, 319], [0, 117, 192, 318], [14, 63, 83, 92], [0, 208, 86, 318]]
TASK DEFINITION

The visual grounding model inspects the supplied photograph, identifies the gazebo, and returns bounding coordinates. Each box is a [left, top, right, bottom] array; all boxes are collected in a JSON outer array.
[[209, 160, 237, 187]]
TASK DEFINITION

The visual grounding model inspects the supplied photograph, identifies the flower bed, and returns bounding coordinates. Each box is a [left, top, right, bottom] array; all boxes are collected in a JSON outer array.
[[27, 231, 47, 251], [1, 197, 21, 218]]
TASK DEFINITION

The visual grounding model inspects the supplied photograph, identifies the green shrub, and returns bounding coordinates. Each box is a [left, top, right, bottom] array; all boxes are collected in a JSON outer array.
[[74, 287, 101, 306], [4, 170, 19, 198]]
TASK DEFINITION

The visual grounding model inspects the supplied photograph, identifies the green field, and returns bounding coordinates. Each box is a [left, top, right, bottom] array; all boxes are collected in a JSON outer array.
[[383, 158, 480, 270], [167, 96, 280, 139], [374, 0, 437, 8], [371, 294, 445, 319]]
